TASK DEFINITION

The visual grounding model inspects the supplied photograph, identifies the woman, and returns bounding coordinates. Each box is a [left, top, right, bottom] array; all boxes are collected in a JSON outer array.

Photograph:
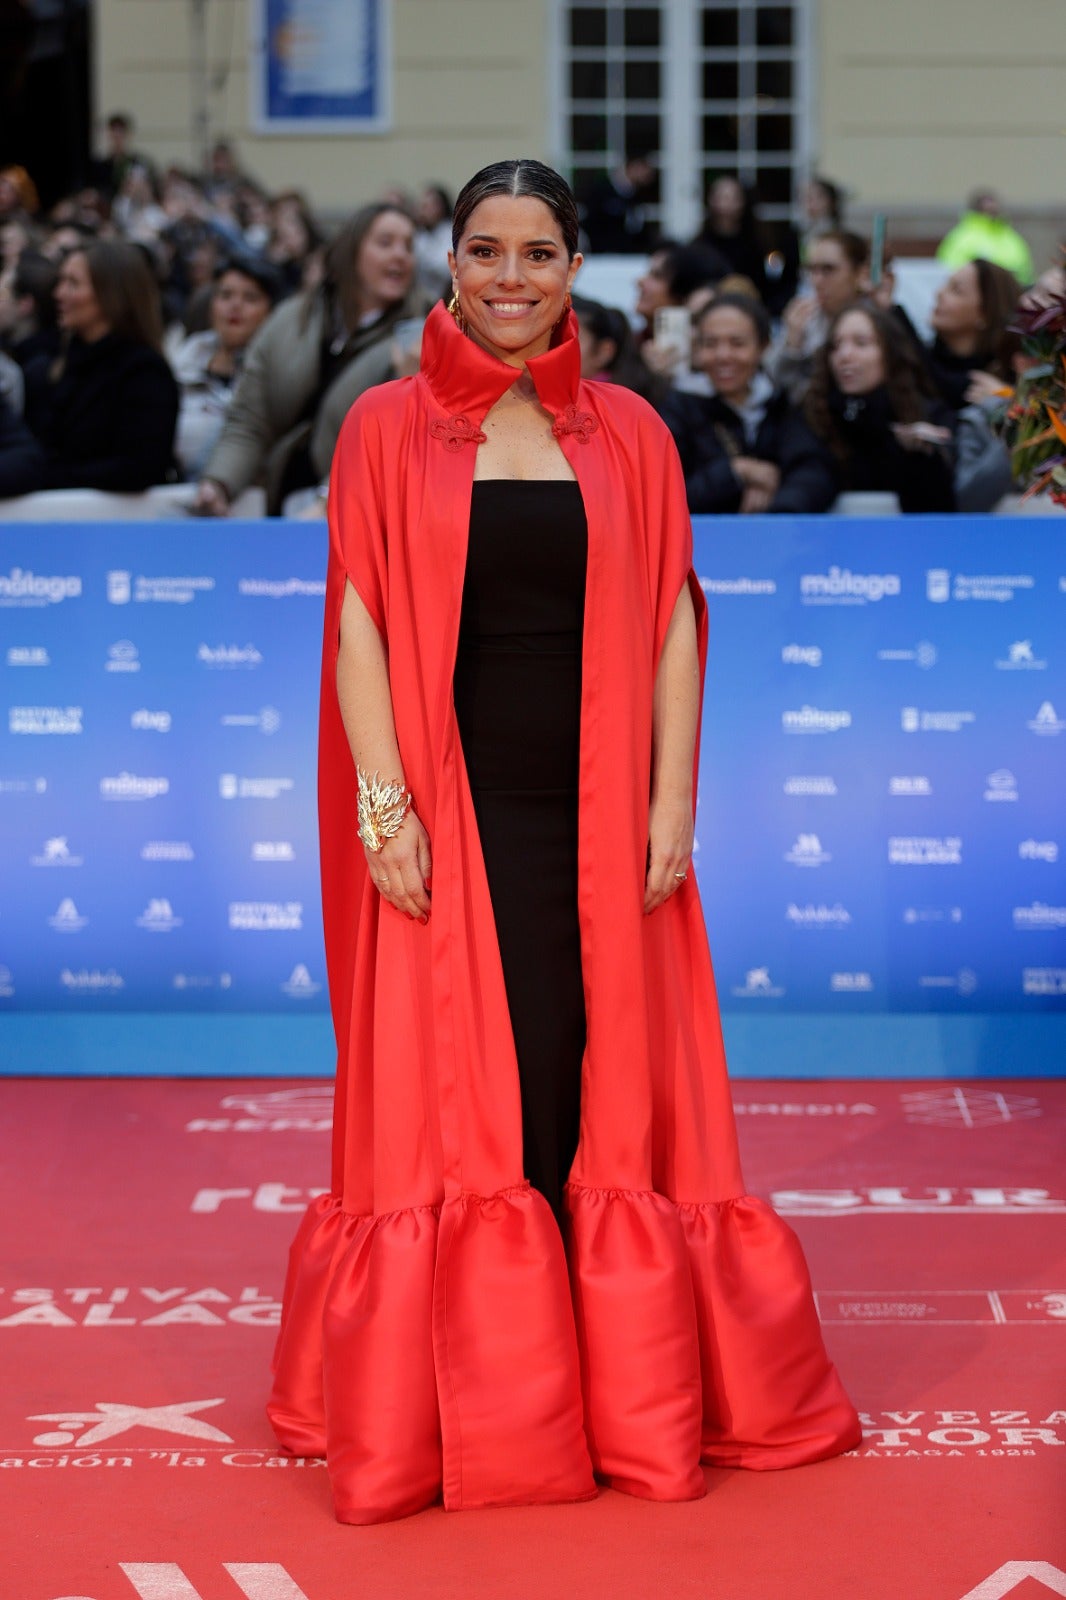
[[926, 258, 1021, 412], [806, 303, 955, 512], [194, 203, 428, 515], [694, 176, 769, 304], [572, 293, 667, 407], [22, 239, 178, 491], [412, 182, 453, 298], [767, 229, 870, 404], [635, 238, 729, 380], [170, 258, 278, 479], [268, 160, 860, 1524], [661, 293, 837, 513]]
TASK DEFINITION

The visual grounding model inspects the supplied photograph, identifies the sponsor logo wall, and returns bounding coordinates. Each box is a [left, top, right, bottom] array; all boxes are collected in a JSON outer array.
[[1, 521, 1064, 1056], [0, 528, 326, 1015], [693, 521, 1065, 1018]]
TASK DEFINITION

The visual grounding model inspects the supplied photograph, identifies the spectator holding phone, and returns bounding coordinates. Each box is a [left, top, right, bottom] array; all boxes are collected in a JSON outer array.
[[805, 303, 955, 512], [661, 293, 836, 514], [635, 239, 729, 380]]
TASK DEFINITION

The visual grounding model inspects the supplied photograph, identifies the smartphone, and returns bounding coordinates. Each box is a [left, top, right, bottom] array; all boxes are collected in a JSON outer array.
[[653, 305, 692, 366]]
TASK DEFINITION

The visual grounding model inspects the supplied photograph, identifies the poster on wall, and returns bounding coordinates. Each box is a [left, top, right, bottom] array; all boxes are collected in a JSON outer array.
[[250, 0, 390, 133]]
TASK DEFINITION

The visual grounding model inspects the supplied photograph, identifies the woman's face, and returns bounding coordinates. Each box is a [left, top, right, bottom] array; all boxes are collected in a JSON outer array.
[[931, 263, 983, 341], [803, 181, 832, 224], [807, 238, 862, 315], [708, 177, 745, 230], [54, 250, 110, 341], [211, 269, 272, 351], [694, 305, 764, 400], [271, 209, 311, 261], [448, 194, 580, 368], [356, 208, 415, 312], [635, 250, 672, 320], [828, 310, 886, 395]]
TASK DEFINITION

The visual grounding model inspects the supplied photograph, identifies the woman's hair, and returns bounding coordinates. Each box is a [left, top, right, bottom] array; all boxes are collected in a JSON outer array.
[[13, 249, 59, 329], [971, 257, 1022, 373], [76, 239, 165, 349], [805, 301, 928, 459], [451, 160, 580, 260], [650, 239, 730, 303], [813, 229, 869, 275], [213, 255, 282, 305], [695, 290, 771, 348], [323, 202, 411, 330]]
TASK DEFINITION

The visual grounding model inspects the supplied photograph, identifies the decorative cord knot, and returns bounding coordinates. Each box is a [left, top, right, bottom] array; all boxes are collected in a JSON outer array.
[[430, 414, 487, 452], [551, 405, 599, 444]]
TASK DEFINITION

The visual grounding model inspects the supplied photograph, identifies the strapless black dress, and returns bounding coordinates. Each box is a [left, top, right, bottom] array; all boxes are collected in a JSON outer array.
[[453, 480, 588, 1223]]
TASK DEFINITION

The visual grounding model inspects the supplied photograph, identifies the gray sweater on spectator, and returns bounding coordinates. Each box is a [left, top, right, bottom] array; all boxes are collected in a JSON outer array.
[[201, 283, 429, 510]]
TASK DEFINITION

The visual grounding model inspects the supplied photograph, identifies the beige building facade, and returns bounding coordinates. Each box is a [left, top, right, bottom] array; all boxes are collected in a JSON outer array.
[[95, 0, 1063, 263]]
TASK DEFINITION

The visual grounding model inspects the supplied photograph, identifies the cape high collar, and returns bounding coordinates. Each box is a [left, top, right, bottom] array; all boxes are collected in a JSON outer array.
[[419, 299, 583, 424]]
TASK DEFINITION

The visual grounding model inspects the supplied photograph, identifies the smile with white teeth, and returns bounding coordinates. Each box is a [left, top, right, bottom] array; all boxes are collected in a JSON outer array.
[[488, 300, 537, 313]]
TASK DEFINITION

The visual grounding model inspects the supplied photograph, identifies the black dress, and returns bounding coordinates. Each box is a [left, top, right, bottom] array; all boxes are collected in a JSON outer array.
[[453, 480, 588, 1224]]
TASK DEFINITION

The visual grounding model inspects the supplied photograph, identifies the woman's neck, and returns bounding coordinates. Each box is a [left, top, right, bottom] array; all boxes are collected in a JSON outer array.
[[939, 329, 982, 358]]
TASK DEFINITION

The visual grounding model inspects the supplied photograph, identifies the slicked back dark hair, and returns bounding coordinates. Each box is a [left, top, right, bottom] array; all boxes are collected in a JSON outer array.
[[451, 160, 580, 260]]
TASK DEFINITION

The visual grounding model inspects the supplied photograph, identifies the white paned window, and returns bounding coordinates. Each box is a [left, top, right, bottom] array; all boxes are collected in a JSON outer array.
[[553, 0, 812, 238]]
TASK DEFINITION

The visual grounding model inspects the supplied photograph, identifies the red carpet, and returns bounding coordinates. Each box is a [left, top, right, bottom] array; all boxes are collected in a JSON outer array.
[[3, 1077, 1064, 1600]]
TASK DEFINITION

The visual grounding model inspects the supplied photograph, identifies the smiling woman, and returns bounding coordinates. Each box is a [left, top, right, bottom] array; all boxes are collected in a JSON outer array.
[[193, 203, 431, 514], [267, 158, 861, 1524]]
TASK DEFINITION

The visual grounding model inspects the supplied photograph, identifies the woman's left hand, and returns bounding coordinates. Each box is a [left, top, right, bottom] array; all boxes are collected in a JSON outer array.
[[644, 793, 694, 913]]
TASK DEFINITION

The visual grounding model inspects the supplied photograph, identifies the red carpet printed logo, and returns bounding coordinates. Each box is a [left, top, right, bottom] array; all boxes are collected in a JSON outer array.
[[901, 1088, 1043, 1126], [186, 1087, 333, 1132], [1, 1287, 280, 1328], [857, 1410, 1066, 1456], [117, 1565, 312, 1599], [27, 1398, 232, 1448], [958, 1564, 1066, 1600]]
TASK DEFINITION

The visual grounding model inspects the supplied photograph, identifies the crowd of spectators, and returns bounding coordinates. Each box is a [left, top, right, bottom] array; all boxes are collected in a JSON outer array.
[[0, 121, 1062, 516]]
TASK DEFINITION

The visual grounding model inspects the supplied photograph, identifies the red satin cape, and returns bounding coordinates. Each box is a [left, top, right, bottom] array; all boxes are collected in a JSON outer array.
[[268, 303, 862, 1522]]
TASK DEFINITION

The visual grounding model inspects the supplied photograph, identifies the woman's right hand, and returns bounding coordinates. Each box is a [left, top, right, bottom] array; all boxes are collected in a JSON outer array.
[[193, 478, 231, 517], [365, 810, 433, 922]]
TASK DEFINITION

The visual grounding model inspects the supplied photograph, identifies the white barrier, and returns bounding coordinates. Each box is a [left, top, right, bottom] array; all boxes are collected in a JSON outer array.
[[0, 485, 267, 521]]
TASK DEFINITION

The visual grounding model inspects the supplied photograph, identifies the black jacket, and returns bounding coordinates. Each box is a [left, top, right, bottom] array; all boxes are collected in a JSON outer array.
[[0, 393, 46, 498], [23, 333, 178, 492], [661, 384, 838, 515], [822, 386, 956, 512]]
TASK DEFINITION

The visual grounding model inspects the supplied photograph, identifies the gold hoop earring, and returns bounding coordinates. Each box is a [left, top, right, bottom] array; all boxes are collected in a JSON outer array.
[[448, 289, 467, 334]]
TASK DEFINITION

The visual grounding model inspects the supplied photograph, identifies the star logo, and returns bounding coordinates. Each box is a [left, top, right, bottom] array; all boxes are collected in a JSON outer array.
[[28, 1397, 233, 1447]]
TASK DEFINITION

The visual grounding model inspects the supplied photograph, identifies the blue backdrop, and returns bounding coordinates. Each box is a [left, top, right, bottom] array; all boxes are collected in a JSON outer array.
[[1, 517, 1063, 1076]]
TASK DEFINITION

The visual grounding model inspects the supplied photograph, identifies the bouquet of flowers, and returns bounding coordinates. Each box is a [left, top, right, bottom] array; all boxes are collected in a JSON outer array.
[[996, 274, 1066, 506]]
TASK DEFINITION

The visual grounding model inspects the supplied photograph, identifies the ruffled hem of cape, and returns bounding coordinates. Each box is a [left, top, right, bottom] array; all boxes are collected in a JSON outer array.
[[267, 1182, 861, 1523]]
